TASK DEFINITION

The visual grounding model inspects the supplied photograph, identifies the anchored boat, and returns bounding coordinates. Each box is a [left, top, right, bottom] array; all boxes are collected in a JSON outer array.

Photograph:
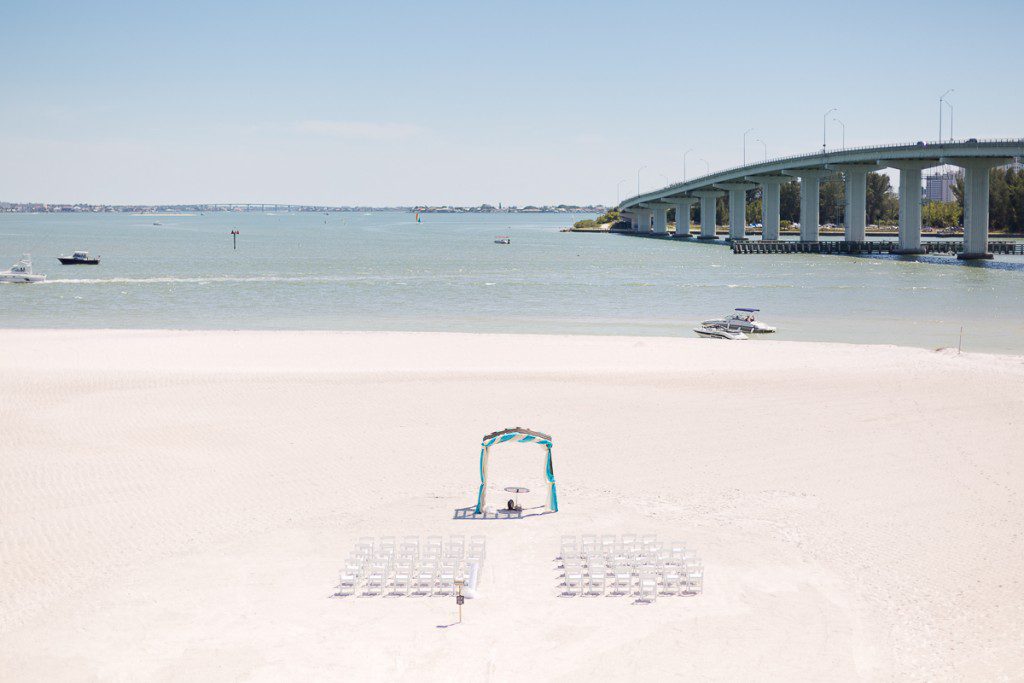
[[701, 308, 776, 333], [58, 251, 100, 265], [0, 255, 46, 283]]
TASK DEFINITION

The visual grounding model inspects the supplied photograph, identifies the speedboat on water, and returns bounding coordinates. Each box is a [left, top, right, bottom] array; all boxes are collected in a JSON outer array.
[[702, 308, 776, 333], [494, 236, 511, 244], [0, 255, 46, 283], [58, 250, 100, 265], [693, 325, 747, 340]]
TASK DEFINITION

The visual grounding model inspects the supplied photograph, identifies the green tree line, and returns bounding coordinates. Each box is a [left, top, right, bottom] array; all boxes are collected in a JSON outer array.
[[682, 173, 900, 227], [952, 167, 1024, 231], [645, 167, 1024, 232]]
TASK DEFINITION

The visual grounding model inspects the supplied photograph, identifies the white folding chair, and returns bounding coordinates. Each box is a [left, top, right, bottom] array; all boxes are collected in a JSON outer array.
[[422, 544, 441, 563], [581, 534, 598, 554], [413, 561, 437, 596], [600, 534, 616, 553], [621, 534, 639, 555], [338, 561, 362, 596], [661, 564, 683, 595], [363, 561, 387, 596], [637, 570, 658, 603], [563, 561, 584, 596], [356, 538, 374, 556], [611, 564, 632, 596], [684, 561, 704, 595], [390, 562, 413, 596], [586, 563, 607, 596], [437, 560, 457, 595], [560, 535, 577, 561], [445, 535, 465, 560]]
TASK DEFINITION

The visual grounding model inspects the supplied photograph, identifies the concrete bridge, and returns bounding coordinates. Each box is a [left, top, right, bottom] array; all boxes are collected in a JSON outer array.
[[616, 138, 1024, 259]]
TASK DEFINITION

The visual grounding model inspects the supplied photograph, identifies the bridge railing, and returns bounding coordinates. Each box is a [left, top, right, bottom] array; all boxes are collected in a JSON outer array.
[[620, 137, 1024, 208]]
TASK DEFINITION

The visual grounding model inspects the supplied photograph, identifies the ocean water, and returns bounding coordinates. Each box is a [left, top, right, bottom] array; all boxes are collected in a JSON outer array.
[[1, 211, 1022, 354]]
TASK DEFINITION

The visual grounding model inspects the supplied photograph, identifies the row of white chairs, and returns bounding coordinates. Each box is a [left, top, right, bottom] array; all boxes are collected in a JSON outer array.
[[560, 534, 690, 560], [353, 534, 485, 561], [558, 534, 704, 599], [339, 535, 485, 597]]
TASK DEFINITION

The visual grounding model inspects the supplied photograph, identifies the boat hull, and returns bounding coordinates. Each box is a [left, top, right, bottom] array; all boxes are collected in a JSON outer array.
[[58, 258, 100, 265], [693, 326, 748, 340]]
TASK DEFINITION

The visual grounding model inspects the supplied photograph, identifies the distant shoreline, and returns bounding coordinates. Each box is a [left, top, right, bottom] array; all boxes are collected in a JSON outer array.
[[0, 204, 606, 215]]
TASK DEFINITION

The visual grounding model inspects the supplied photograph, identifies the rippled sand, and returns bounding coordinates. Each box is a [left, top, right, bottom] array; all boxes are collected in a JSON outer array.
[[1, 331, 1022, 680]]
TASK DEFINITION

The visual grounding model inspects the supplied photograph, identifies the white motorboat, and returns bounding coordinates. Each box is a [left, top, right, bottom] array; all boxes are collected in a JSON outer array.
[[702, 308, 776, 333], [494, 236, 511, 244], [0, 255, 46, 283], [693, 325, 747, 340]]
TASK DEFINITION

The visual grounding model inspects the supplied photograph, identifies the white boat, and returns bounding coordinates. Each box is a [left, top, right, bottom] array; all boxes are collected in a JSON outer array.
[[702, 308, 776, 333], [494, 236, 511, 244], [693, 325, 747, 340], [0, 255, 46, 283]]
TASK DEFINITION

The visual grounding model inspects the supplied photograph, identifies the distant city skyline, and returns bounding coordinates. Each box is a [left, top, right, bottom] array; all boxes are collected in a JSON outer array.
[[1, 0, 1021, 206]]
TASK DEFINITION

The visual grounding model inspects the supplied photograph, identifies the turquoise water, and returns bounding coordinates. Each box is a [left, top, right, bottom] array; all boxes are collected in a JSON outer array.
[[1, 211, 1022, 353]]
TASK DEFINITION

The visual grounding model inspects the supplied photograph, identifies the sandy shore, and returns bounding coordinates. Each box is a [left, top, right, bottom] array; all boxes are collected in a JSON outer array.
[[1, 330, 1022, 680]]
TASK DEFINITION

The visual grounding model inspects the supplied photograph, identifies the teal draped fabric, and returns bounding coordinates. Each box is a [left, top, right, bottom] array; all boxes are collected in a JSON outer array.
[[545, 445, 559, 511], [474, 447, 486, 513]]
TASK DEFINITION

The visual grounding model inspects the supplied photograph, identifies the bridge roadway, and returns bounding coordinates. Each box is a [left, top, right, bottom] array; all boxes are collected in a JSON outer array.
[[616, 138, 1024, 259]]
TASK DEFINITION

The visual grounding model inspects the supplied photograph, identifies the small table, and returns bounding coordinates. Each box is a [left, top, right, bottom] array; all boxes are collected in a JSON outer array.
[[504, 486, 530, 509]]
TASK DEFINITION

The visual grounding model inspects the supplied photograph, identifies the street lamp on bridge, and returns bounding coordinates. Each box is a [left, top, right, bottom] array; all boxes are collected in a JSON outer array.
[[939, 89, 954, 142], [699, 158, 710, 176], [823, 107, 838, 153], [616, 179, 628, 204], [743, 128, 755, 166], [637, 165, 647, 197], [944, 99, 954, 142], [683, 148, 694, 182], [755, 138, 767, 163], [832, 118, 846, 150]]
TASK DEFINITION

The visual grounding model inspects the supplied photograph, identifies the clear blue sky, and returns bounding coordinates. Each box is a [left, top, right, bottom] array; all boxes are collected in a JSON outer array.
[[2, 0, 1021, 205]]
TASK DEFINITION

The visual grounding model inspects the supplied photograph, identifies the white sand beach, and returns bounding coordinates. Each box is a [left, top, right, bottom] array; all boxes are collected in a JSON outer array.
[[1, 330, 1022, 681]]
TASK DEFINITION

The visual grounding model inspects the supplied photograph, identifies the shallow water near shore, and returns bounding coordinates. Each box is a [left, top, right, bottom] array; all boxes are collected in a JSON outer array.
[[0, 211, 1021, 353]]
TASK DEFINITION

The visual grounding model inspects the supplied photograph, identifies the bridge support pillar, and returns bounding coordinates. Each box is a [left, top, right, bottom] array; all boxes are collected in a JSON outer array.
[[746, 175, 787, 240], [716, 182, 756, 241], [634, 208, 651, 233], [670, 198, 698, 237], [784, 169, 830, 242], [830, 164, 882, 242], [651, 205, 669, 234], [692, 190, 724, 239], [942, 156, 1012, 259], [889, 160, 937, 254], [628, 212, 638, 231]]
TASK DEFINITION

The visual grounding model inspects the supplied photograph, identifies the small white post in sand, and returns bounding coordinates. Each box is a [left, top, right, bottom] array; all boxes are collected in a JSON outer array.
[[455, 580, 465, 624]]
